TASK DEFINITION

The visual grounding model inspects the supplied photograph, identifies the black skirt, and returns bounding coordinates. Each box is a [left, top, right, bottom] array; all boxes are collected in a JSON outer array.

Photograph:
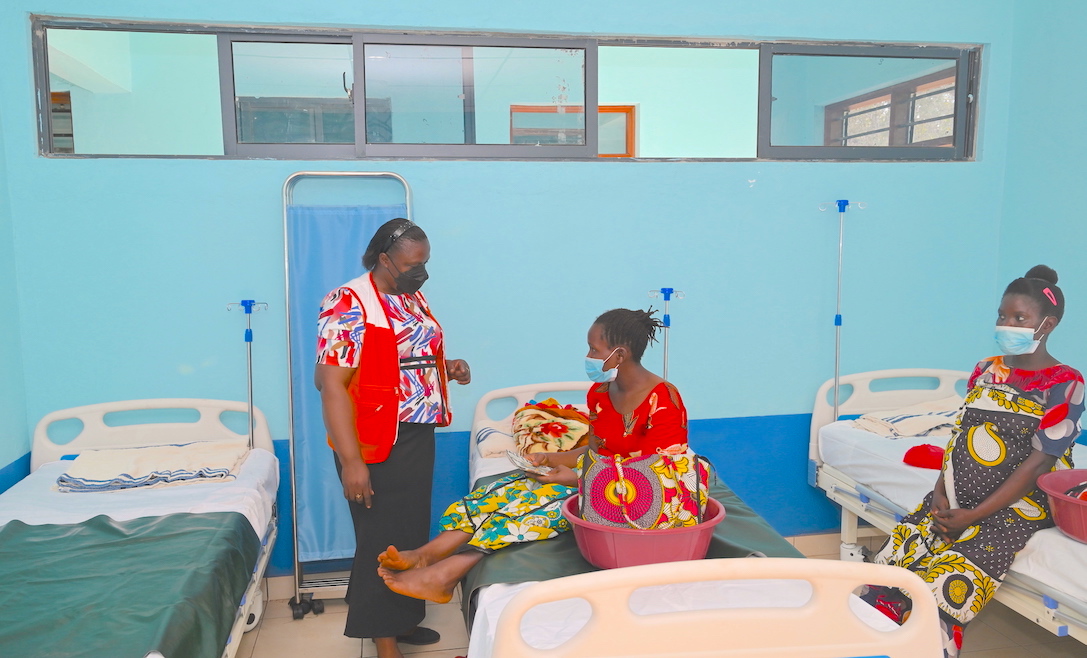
[[335, 422, 435, 638]]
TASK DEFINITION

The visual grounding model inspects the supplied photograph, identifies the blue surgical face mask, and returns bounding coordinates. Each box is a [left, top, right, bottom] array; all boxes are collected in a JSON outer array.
[[994, 318, 1049, 355], [584, 348, 620, 383]]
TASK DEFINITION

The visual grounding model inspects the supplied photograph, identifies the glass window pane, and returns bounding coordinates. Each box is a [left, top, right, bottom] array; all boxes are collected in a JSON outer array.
[[770, 54, 956, 148], [598, 111, 629, 155], [46, 29, 223, 155], [474, 47, 584, 145], [233, 42, 354, 144], [364, 44, 585, 145], [363, 44, 465, 144], [599, 47, 758, 158]]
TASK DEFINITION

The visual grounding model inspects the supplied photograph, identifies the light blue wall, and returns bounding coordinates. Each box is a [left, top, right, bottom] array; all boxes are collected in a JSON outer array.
[[0, 0, 1021, 566], [1001, 1, 1087, 368], [0, 102, 29, 473]]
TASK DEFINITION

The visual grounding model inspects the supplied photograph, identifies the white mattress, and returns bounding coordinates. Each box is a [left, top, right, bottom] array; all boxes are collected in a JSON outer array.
[[467, 578, 897, 658], [818, 421, 943, 513], [0, 448, 279, 536], [818, 421, 1087, 604]]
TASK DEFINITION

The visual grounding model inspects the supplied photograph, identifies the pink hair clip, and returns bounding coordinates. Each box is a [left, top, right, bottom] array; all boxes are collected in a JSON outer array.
[[1043, 287, 1058, 306]]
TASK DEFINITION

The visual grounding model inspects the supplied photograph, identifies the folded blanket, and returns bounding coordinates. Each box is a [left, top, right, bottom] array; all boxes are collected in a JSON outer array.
[[851, 395, 963, 438], [513, 398, 590, 455], [57, 442, 249, 493]]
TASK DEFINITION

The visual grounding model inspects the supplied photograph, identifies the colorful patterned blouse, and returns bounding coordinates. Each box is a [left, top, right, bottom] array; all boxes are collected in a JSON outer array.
[[969, 356, 1084, 458], [317, 286, 446, 424], [587, 381, 688, 458]]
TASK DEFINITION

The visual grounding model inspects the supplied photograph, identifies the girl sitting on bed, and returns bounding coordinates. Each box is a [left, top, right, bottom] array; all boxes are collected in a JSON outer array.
[[869, 265, 1083, 658], [377, 308, 688, 604]]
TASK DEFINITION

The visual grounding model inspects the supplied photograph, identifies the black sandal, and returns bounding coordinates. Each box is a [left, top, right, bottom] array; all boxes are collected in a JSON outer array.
[[396, 626, 441, 645]]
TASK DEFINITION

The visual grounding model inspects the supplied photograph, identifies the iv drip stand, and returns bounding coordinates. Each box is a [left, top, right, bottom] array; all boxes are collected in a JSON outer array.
[[649, 288, 684, 380], [832, 201, 847, 421], [228, 300, 268, 450]]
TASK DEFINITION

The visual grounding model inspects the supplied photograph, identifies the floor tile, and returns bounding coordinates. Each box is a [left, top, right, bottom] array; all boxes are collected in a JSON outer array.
[[959, 619, 1016, 652], [789, 532, 841, 557], [959, 647, 1041, 658], [980, 602, 1069, 646], [252, 611, 361, 658], [232, 628, 258, 658], [361, 601, 470, 657], [1030, 638, 1087, 658]]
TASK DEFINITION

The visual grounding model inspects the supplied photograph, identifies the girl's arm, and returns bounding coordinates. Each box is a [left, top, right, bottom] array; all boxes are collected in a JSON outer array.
[[932, 450, 1057, 539]]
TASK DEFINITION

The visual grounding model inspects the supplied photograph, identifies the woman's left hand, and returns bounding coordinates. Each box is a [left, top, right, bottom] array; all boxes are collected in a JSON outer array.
[[447, 359, 471, 385], [932, 507, 980, 542]]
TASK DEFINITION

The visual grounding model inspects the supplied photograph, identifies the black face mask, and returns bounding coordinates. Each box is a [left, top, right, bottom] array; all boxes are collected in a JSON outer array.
[[385, 258, 428, 294]]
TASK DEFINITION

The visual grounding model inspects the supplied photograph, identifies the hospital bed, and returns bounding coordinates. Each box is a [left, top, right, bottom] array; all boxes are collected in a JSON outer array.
[[465, 382, 914, 657], [809, 368, 1087, 645], [0, 398, 280, 658]]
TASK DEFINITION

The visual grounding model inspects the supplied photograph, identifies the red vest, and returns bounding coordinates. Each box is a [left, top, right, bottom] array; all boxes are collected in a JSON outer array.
[[334, 273, 451, 464]]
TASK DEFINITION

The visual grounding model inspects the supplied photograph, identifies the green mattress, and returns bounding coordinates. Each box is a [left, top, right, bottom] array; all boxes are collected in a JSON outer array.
[[0, 512, 260, 658], [460, 471, 803, 628]]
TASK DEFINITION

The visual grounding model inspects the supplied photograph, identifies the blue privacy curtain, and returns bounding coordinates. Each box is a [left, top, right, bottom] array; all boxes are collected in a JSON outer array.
[[287, 204, 407, 562]]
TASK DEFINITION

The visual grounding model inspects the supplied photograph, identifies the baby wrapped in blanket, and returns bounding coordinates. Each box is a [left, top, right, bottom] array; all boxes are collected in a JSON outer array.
[[511, 398, 590, 455]]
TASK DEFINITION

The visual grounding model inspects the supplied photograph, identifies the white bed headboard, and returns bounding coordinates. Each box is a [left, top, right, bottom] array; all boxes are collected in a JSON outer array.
[[810, 368, 969, 447], [472, 381, 592, 430], [31, 398, 274, 472]]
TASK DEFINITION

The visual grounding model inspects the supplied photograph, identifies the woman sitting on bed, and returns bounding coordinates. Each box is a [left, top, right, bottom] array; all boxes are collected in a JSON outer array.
[[377, 308, 688, 603], [870, 265, 1083, 657]]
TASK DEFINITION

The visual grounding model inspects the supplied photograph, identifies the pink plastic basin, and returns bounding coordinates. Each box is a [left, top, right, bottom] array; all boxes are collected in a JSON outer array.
[[1037, 469, 1087, 544], [561, 495, 725, 569]]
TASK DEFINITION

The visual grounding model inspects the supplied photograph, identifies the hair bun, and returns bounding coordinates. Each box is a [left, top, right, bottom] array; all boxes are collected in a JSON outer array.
[[1025, 264, 1058, 285]]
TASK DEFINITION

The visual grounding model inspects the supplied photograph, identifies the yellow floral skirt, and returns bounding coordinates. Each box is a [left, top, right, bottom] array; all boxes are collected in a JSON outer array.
[[439, 473, 575, 553]]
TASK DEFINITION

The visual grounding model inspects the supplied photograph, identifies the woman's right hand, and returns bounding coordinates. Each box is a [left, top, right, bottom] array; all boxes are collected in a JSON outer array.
[[341, 460, 374, 508], [531, 464, 578, 487]]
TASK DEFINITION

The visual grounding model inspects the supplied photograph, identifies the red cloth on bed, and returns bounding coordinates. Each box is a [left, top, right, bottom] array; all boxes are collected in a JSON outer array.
[[903, 443, 945, 469]]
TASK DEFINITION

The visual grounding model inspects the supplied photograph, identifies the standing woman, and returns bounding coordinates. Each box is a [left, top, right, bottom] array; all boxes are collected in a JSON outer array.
[[315, 218, 470, 658], [872, 265, 1083, 657]]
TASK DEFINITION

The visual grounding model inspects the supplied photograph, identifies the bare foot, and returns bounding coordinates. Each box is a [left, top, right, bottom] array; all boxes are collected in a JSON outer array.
[[377, 545, 425, 571], [378, 564, 456, 604]]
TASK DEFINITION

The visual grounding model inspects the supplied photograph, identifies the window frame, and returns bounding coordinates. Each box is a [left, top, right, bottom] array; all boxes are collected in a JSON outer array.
[[218, 33, 357, 159], [757, 43, 979, 161], [354, 33, 597, 159], [31, 15, 982, 162]]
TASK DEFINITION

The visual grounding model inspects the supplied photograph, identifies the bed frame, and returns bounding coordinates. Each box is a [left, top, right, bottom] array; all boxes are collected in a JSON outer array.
[[492, 558, 943, 657], [808, 370, 1087, 645], [29, 398, 278, 658]]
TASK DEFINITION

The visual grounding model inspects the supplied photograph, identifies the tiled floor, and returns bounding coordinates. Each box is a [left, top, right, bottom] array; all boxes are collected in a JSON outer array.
[[239, 533, 1085, 658]]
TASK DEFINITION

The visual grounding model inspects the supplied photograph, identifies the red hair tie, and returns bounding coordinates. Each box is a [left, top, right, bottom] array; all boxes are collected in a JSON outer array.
[[1043, 287, 1058, 306]]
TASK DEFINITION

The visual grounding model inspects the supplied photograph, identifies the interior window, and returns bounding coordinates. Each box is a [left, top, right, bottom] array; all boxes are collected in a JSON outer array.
[[363, 44, 586, 146], [598, 46, 759, 158], [231, 42, 355, 145], [45, 28, 224, 155], [761, 46, 974, 160]]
